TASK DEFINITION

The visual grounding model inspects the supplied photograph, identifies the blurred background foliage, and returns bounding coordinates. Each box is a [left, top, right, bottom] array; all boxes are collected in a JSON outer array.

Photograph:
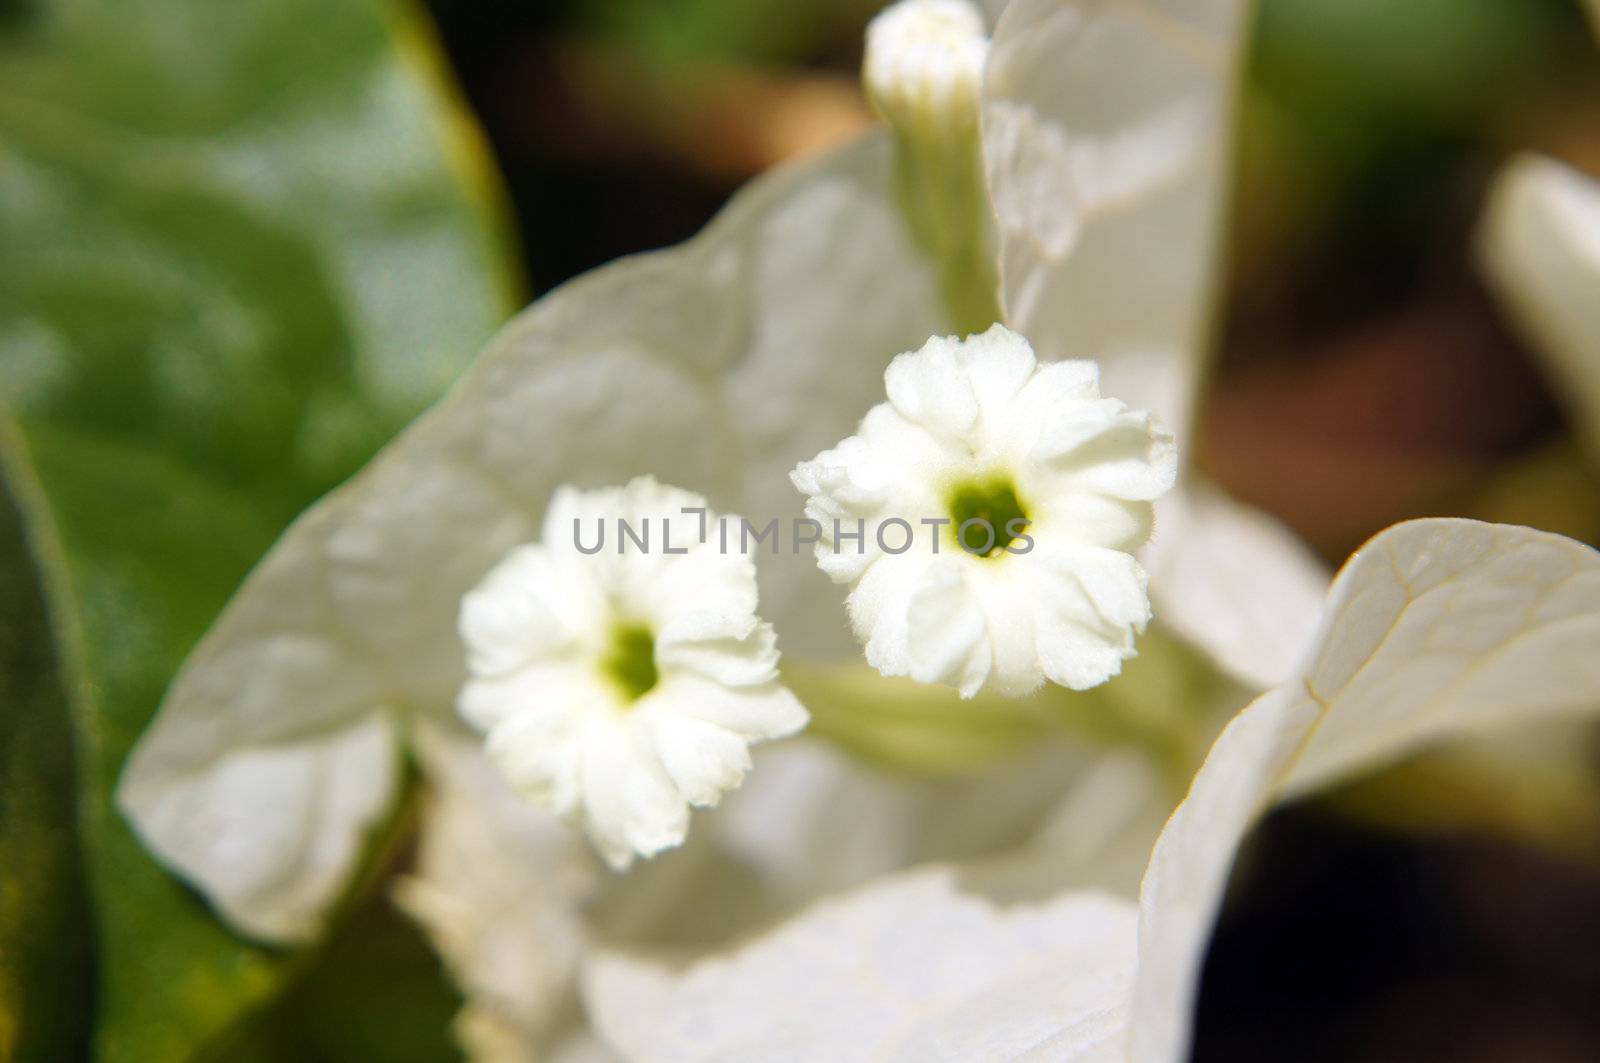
[[1, 0, 1598, 1059]]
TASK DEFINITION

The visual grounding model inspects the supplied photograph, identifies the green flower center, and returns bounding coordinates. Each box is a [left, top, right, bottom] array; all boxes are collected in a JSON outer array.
[[604, 623, 659, 704], [946, 477, 1029, 558]]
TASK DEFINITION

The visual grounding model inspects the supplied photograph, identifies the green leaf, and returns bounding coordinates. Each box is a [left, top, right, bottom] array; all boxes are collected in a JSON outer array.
[[0, 475, 93, 1062], [0, 0, 517, 1056], [210, 880, 464, 1063]]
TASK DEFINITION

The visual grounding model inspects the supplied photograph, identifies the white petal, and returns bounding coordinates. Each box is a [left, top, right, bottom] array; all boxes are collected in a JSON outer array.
[[662, 673, 809, 742], [1131, 520, 1600, 1062], [634, 546, 760, 630], [958, 322, 1040, 427], [1032, 402, 1178, 501], [904, 557, 994, 695], [791, 437, 887, 523], [1477, 154, 1600, 463], [655, 616, 780, 688], [583, 867, 1138, 1063], [1005, 357, 1101, 427], [457, 662, 597, 733], [646, 714, 755, 807], [884, 333, 980, 440], [845, 550, 941, 681], [1030, 544, 1150, 690], [1034, 490, 1151, 553], [458, 545, 604, 677], [579, 721, 689, 870], [484, 701, 590, 815]]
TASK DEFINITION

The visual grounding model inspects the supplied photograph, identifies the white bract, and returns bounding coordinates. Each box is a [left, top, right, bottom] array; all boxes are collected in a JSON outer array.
[[392, 722, 595, 1054], [983, 0, 1329, 690], [584, 519, 1600, 1061], [792, 324, 1175, 696], [458, 477, 806, 868], [1479, 155, 1600, 464]]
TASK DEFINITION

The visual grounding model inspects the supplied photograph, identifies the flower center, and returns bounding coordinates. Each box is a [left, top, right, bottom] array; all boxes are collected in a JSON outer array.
[[946, 476, 1029, 558], [603, 622, 659, 704]]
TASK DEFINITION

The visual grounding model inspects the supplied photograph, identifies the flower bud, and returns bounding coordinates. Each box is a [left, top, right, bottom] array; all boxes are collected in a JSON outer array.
[[863, 0, 989, 150], [862, 0, 999, 333]]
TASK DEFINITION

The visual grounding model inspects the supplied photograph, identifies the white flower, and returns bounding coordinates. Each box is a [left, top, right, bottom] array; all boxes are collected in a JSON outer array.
[[791, 324, 1176, 697], [457, 476, 807, 869], [863, 0, 989, 148]]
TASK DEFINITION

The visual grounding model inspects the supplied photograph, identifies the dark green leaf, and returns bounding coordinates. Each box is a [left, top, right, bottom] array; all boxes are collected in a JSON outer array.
[[0, 473, 93, 1063], [0, 0, 517, 1057]]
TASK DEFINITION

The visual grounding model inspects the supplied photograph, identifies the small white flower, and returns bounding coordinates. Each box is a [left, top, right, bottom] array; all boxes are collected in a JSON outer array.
[[791, 324, 1176, 698], [457, 476, 807, 869], [863, 0, 989, 148]]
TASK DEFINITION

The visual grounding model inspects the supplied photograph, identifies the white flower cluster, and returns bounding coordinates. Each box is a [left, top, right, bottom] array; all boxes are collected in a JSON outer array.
[[461, 326, 1174, 864], [111, 3, 1600, 1060]]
